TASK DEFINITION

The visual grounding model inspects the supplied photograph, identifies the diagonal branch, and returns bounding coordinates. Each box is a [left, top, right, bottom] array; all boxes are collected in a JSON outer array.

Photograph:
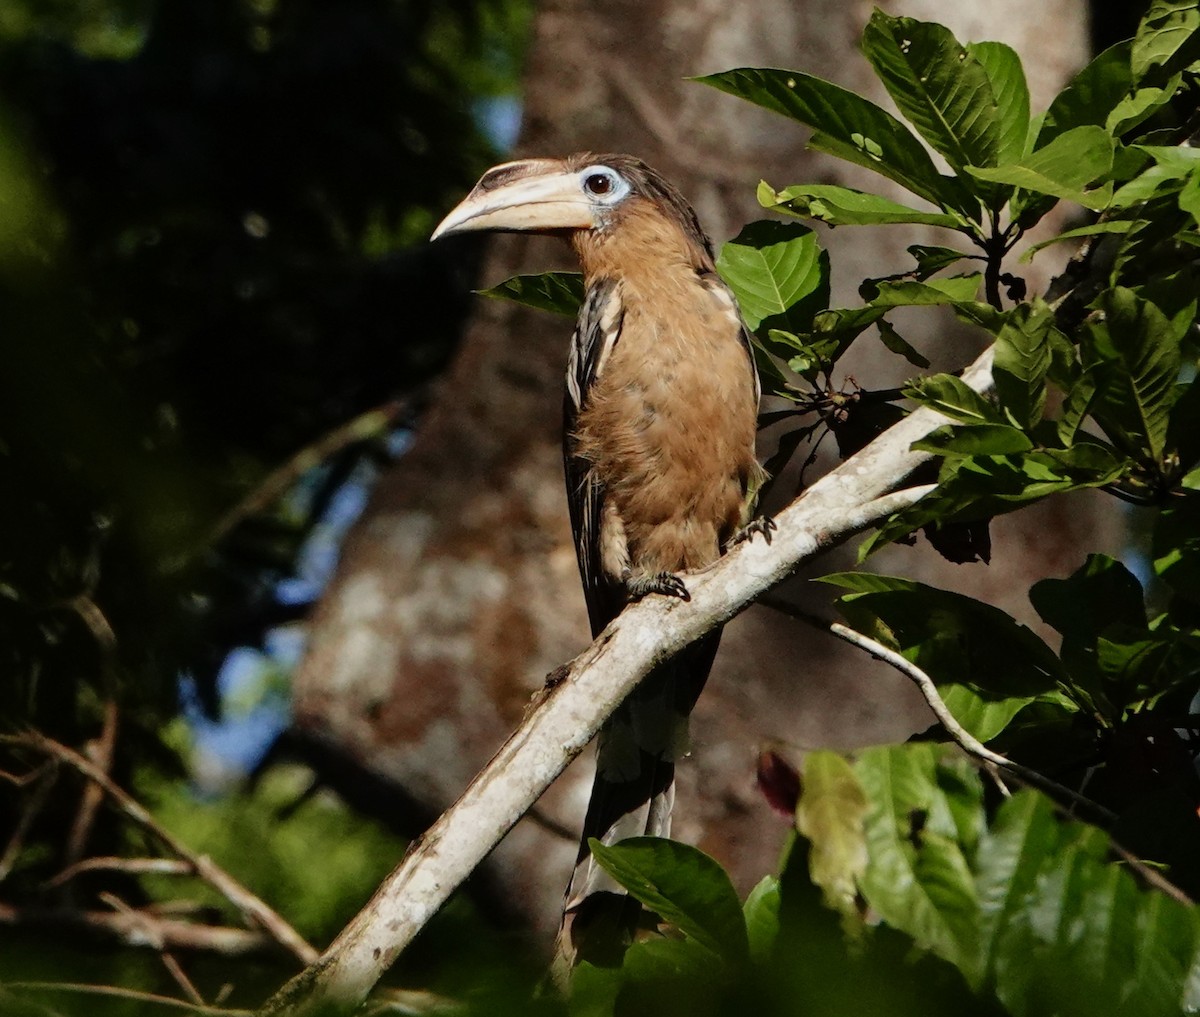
[[258, 348, 993, 1016]]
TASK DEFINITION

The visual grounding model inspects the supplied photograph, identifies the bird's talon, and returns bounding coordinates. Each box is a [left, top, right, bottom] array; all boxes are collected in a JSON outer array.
[[625, 571, 690, 602], [733, 515, 776, 546]]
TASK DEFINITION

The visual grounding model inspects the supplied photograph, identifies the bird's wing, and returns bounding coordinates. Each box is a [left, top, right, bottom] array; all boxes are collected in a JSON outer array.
[[698, 268, 761, 405], [563, 277, 625, 637]]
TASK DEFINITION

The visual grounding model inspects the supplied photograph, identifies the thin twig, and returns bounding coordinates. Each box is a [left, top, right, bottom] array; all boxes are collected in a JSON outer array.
[[44, 856, 191, 889], [825, 620, 1117, 824], [99, 892, 207, 1005], [65, 697, 119, 869], [0, 732, 318, 966], [0, 762, 58, 883], [161, 953, 206, 1007], [207, 399, 408, 548], [0, 902, 274, 957], [5, 982, 254, 1016], [1108, 841, 1196, 907]]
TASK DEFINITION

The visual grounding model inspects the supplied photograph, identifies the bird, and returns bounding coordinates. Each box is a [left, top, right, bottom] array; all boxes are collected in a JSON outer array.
[[432, 153, 768, 969]]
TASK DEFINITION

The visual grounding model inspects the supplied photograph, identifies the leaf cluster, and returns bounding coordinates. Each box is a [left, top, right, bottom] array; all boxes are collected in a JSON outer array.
[[581, 745, 1199, 1017]]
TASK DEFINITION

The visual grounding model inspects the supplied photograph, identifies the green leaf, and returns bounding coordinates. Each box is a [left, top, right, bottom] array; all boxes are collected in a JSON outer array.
[[967, 41, 1031, 164], [1154, 495, 1200, 605], [716, 220, 829, 333], [854, 744, 982, 969], [858, 446, 1125, 558], [968, 126, 1115, 212], [1107, 76, 1183, 135], [695, 67, 972, 213], [940, 684, 1034, 742], [1057, 367, 1102, 445], [795, 752, 869, 915], [980, 794, 1199, 1017], [1179, 169, 1200, 225], [1111, 147, 1200, 208], [820, 572, 1065, 701], [742, 876, 781, 965], [477, 270, 584, 316], [1094, 626, 1198, 707], [1039, 42, 1134, 148], [1019, 220, 1136, 262], [1132, 0, 1200, 81], [876, 319, 930, 368], [589, 837, 750, 964], [1030, 554, 1147, 639], [908, 244, 973, 278], [868, 273, 983, 307], [758, 180, 961, 228], [992, 301, 1054, 430], [1082, 286, 1182, 463], [912, 423, 1035, 457], [861, 13, 1001, 173], [1030, 554, 1146, 712], [784, 306, 889, 375], [906, 373, 1004, 425]]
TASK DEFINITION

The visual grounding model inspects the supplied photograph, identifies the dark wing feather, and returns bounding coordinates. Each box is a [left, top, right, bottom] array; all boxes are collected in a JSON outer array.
[[563, 278, 624, 637]]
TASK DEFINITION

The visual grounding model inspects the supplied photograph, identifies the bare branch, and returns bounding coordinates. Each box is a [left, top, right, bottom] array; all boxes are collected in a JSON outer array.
[[823, 621, 1117, 825], [0, 762, 58, 884], [0, 733, 318, 966], [259, 349, 994, 1016], [44, 856, 192, 889], [161, 952, 206, 1007], [65, 698, 119, 869], [0, 902, 274, 957], [6, 982, 254, 1016], [207, 398, 409, 548]]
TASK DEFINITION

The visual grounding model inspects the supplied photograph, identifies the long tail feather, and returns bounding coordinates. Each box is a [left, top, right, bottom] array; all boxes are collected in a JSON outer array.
[[554, 631, 721, 971]]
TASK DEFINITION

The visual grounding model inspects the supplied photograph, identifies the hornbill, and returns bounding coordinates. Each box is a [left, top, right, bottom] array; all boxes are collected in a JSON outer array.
[[432, 154, 767, 966]]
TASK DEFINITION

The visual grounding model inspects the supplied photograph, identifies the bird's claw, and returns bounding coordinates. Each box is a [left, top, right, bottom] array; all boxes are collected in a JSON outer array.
[[624, 570, 690, 602], [732, 515, 776, 546]]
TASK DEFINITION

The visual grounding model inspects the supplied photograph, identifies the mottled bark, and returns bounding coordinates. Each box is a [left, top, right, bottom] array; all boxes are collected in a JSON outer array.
[[294, 0, 1111, 938]]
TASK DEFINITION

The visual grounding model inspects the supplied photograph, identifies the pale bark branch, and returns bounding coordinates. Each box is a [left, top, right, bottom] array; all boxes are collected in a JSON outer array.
[[259, 348, 994, 1016]]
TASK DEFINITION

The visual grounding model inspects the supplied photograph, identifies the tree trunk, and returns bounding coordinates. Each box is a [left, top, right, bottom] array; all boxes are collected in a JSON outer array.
[[293, 0, 1110, 939]]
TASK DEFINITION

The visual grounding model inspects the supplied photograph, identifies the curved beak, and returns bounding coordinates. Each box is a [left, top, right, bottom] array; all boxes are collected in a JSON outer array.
[[431, 160, 596, 240]]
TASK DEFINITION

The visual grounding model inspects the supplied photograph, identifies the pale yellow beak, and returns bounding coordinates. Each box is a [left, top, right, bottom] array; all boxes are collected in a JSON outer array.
[[431, 161, 597, 240]]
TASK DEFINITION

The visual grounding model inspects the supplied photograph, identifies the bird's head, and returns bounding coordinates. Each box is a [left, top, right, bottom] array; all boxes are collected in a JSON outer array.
[[431, 154, 713, 263]]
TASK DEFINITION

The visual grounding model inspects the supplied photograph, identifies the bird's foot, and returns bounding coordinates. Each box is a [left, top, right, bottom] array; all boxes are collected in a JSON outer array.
[[731, 515, 776, 546], [623, 569, 690, 602]]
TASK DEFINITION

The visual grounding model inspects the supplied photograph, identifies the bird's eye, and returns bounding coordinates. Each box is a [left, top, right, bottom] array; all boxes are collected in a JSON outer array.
[[584, 172, 614, 196]]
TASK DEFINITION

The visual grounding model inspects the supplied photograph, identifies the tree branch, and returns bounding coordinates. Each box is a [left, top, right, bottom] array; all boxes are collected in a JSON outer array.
[[5, 981, 255, 1016], [259, 349, 993, 1016], [0, 902, 274, 958]]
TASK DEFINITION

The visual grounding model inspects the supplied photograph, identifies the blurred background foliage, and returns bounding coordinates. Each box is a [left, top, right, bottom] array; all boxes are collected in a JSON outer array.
[[0, 0, 535, 1009], [0, 0, 529, 735]]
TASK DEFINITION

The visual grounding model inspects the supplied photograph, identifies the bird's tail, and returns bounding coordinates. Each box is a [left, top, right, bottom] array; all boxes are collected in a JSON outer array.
[[554, 631, 721, 972]]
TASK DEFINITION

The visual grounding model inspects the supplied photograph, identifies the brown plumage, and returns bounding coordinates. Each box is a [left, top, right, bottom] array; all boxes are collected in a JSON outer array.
[[432, 153, 765, 971]]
